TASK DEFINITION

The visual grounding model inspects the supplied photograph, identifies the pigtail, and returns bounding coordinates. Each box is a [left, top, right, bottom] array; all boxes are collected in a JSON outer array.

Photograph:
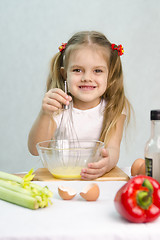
[[100, 50, 131, 146], [46, 52, 65, 92]]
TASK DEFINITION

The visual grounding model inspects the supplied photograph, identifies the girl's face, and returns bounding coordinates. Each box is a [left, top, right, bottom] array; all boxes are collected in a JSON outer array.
[[65, 45, 109, 110]]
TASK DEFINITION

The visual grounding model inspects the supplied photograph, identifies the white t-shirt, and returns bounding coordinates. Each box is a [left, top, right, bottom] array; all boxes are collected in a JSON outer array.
[[53, 100, 126, 140], [53, 100, 106, 140]]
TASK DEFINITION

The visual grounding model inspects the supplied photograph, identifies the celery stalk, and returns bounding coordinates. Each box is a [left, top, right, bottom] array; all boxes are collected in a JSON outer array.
[[30, 182, 53, 197], [0, 186, 38, 209], [0, 179, 32, 196], [0, 169, 53, 209], [0, 171, 23, 184]]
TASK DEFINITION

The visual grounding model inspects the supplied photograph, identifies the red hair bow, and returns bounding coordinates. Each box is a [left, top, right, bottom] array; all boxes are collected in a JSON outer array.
[[111, 44, 124, 56], [58, 43, 67, 52]]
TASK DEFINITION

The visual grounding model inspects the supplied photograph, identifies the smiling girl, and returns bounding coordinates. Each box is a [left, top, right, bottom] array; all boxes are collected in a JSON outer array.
[[28, 31, 131, 180]]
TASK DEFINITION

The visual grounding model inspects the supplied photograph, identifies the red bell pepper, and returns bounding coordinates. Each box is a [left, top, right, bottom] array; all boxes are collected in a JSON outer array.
[[114, 175, 160, 223]]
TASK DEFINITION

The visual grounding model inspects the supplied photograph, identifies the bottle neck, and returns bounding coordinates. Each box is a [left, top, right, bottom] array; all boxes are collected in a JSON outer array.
[[151, 120, 160, 138]]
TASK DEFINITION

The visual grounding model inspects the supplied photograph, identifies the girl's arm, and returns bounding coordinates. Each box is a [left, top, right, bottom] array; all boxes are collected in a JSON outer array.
[[105, 114, 126, 170], [28, 111, 56, 155], [28, 88, 72, 156], [80, 114, 126, 180]]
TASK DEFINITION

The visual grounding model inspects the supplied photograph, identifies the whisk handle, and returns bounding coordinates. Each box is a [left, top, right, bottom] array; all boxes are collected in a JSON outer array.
[[63, 104, 69, 110], [63, 80, 69, 110]]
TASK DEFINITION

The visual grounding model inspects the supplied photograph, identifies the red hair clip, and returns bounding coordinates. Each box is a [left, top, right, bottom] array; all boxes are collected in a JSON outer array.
[[111, 44, 124, 56], [58, 43, 67, 52]]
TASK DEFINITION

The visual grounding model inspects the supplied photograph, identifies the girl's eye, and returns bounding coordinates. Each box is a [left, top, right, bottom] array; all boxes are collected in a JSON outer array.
[[94, 69, 103, 73], [73, 69, 81, 72]]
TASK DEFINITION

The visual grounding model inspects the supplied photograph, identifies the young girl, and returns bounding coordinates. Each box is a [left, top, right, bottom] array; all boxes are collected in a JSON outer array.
[[28, 31, 131, 180]]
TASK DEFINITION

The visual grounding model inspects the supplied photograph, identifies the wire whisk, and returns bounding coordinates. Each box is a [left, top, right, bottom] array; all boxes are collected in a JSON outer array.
[[54, 81, 80, 167]]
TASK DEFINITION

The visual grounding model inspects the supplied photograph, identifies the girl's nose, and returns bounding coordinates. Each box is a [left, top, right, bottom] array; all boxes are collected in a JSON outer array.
[[81, 72, 92, 82]]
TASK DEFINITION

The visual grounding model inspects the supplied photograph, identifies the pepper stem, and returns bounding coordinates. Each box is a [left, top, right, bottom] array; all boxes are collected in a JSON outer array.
[[137, 191, 152, 209], [142, 179, 153, 193], [137, 179, 153, 210]]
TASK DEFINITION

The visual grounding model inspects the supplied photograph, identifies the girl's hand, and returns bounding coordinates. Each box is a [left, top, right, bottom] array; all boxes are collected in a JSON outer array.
[[41, 88, 72, 115], [80, 149, 111, 180]]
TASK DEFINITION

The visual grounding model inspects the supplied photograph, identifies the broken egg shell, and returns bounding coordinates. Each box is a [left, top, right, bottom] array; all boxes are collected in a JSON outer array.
[[80, 183, 100, 201], [58, 186, 77, 200]]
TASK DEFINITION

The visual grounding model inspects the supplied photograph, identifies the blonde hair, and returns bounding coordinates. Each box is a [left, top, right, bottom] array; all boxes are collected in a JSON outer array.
[[47, 31, 131, 147]]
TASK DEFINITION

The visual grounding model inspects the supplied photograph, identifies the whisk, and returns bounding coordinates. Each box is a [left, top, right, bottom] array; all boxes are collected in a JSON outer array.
[[54, 81, 80, 167]]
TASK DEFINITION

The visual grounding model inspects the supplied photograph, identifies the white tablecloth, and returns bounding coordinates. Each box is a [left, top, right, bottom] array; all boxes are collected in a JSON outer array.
[[0, 168, 160, 240]]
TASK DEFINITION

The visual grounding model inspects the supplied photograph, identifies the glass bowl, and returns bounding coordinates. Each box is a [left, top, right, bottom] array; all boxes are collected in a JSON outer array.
[[36, 140, 104, 180]]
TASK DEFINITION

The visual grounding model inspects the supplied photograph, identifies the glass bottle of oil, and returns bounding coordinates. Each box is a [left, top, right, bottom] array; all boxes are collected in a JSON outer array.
[[145, 110, 160, 182]]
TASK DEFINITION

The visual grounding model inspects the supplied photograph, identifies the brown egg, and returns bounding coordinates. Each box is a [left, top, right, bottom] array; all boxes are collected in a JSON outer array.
[[138, 162, 146, 175], [131, 158, 145, 176], [80, 183, 100, 201], [58, 186, 77, 200]]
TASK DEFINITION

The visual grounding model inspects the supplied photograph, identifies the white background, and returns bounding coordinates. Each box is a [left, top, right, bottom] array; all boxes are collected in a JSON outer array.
[[0, 0, 160, 173]]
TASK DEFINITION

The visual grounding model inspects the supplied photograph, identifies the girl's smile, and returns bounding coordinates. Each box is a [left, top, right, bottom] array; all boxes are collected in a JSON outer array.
[[65, 45, 109, 110], [78, 85, 97, 90]]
